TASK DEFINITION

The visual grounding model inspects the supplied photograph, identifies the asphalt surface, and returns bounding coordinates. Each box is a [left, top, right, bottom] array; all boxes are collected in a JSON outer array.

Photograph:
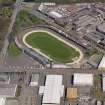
[[0, 65, 104, 74]]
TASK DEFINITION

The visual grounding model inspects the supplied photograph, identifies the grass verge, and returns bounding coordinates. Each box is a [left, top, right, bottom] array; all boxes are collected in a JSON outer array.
[[8, 42, 21, 56]]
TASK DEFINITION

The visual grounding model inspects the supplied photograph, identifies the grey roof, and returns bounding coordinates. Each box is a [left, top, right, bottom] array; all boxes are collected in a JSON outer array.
[[31, 74, 39, 83], [5, 99, 18, 105], [103, 74, 105, 92], [86, 32, 102, 42], [98, 23, 105, 33], [0, 84, 17, 98], [0, 74, 10, 84]]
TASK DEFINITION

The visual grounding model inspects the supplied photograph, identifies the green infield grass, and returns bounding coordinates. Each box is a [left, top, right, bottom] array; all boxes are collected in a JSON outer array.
[[25, 32, 80, 63]]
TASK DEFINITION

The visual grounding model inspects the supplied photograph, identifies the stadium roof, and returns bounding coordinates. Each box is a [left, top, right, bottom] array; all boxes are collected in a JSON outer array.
[[49, 11, 62, 18], [98, 56, 105, 69], [73, 73, 93, 86], [42, 75, 64, 104]]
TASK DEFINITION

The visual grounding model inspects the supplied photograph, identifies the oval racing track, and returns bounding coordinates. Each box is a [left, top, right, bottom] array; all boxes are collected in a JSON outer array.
[[22, 29, 83, 65]]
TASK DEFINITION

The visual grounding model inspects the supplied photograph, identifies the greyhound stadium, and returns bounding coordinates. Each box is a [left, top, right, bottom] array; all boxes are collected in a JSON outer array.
[[15, 26, 83, 68]]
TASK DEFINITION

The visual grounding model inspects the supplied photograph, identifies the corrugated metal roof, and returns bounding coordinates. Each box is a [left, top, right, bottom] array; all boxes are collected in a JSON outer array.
[[98, 56, 105, 69], [103, 74, 105, 92], [67, 88, 78, 99], [42, 75, 64, 104], [74, 73, 93, 86], [49, 11, 62, 18], [0, 98, 6, 105]]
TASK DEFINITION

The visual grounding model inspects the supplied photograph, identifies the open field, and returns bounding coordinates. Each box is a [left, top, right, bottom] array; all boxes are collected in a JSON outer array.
[[24, 0, 105, 4], [24, 31, 80, 63]]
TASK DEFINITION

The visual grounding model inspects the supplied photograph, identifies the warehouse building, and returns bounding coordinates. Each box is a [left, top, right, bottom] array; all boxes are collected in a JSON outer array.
[[73, 73, 93, 86], [29, 74, 39, 86], [0, 84, 17, 105], [0, 74, 10, 84], [0, 84, 17, 98], [39, 75, 64, 105], [97, 23, 105, 34], [66, 88, 78, 100], [102, 74, 105, 92], [74, 15, 97, 31], [48, 11, 63, 18], [98, 56, 105, 69], [0, 98, 6, 105]]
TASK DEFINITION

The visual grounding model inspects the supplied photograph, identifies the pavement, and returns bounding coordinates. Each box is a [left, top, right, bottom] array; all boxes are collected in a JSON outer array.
[[4, 53, 41, 68]]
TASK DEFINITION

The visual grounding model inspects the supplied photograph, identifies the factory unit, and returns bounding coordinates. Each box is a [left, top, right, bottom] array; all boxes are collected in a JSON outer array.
[[0, 84, 17, 98], [29, 74, 39, 86], [102, 74, 105, 92], [97, 23, 105, 34], [0, 84, 17, 105], [73, 73, 93, 86], [98, 56, 105, 69], [66, 88, 78, 100], [39, 75, 64, 105], [0, 98, 6, 105], [0, 74, 10, 84], [74, 15, 97, 31]]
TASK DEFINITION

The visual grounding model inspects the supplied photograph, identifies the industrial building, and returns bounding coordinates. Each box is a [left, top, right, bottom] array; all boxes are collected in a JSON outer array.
[[0, 84, 17, 105], [74, 15, 97, 31], [98, 56, 105, 69], [102, 74, 105, 92], [0, 84, 17, 98], [39, 75, 64, 105], [0, 74, 10, 84], [66, 88, 78, 100], [0, 98, 6, 105], [97, 23, 105, 34], [73, 73, 93, 86], [48, 11, 63, 18], [29, 74, 39, 86]]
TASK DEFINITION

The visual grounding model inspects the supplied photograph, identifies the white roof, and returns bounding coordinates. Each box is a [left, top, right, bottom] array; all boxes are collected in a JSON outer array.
[[49, 11, 62, 18], [42, 75, 64, 104], [0, 98, 6, 105], [39, 86, 45, 95], [53, 64, 68, 68], [98, 56, 105, 69], [74, 73, 93, 86], [103, 74, 105, 92], [29, 74, 39, 86]]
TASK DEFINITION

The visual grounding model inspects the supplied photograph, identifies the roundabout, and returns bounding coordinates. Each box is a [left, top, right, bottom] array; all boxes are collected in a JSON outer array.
[[22, 29, 83, 64]]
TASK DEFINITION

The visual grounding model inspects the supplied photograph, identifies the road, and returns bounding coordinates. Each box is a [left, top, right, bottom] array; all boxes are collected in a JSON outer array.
[[0, 0, 23, 64], [0, 65, 104, 74]]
